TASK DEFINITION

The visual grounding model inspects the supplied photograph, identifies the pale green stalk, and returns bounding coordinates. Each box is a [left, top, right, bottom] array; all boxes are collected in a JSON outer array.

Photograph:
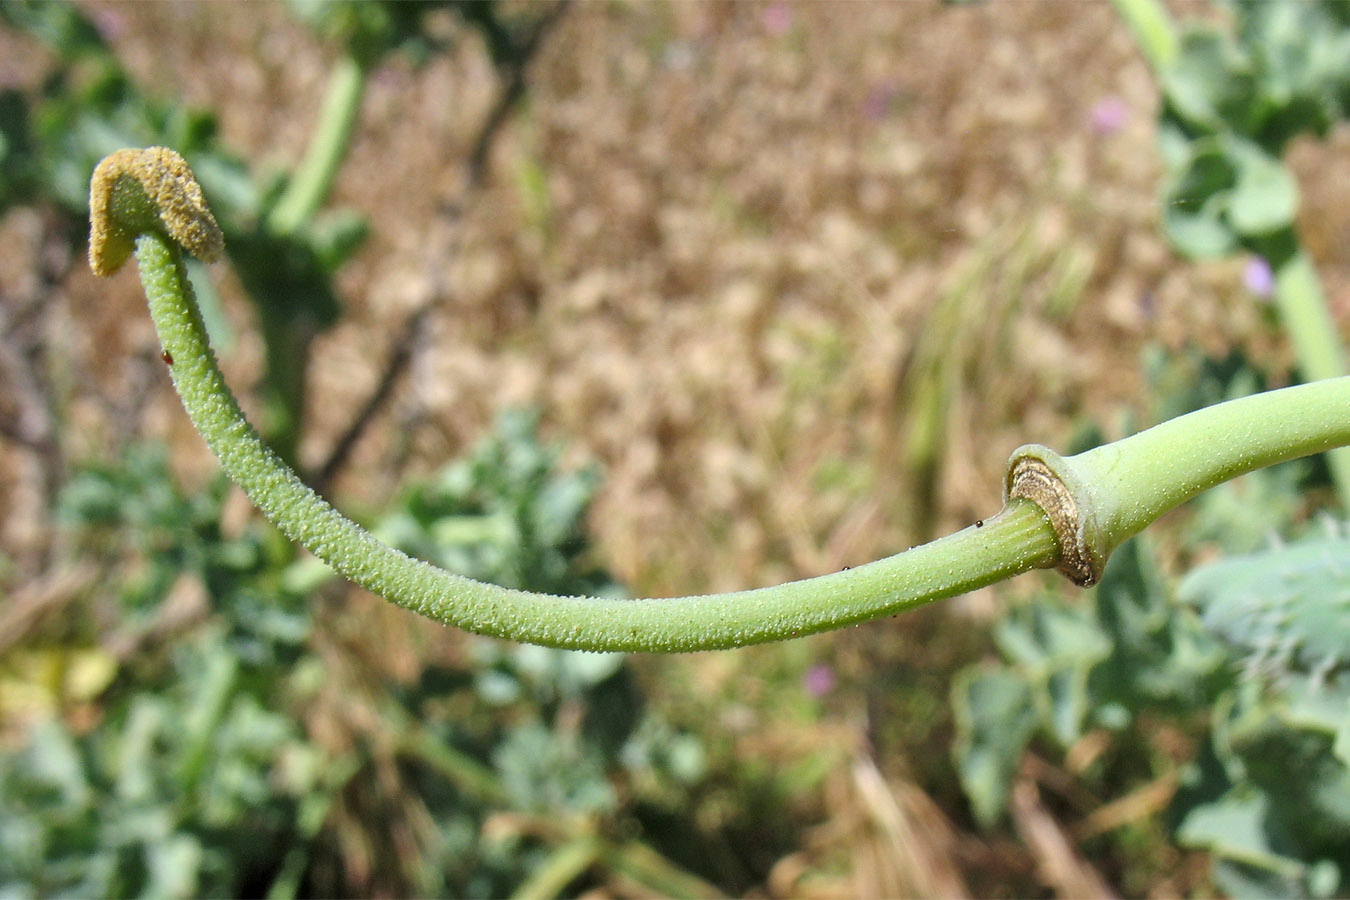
[[1109, 0, 1178, 71], [265, 53, 368, 237], [90, 148, 1350, 653], [1272, 249, 1350, 509]]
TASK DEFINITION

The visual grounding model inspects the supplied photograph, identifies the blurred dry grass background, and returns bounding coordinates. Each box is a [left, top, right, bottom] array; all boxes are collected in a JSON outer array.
[[7, 1, 1350, 895], [0, 2, 1284, 592]]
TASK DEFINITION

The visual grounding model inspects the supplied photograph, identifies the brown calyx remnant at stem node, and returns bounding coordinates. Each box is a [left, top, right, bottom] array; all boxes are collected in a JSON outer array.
[[89, 147, 224, 277], [1006, 453, 1098, 586]]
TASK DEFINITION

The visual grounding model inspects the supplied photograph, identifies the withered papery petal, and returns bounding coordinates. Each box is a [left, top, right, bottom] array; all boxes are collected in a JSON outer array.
[[89, 147, 224, 277]]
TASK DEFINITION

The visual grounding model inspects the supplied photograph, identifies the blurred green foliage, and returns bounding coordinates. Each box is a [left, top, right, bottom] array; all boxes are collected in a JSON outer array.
[[0, 0, 559, 463], [1159, 0, 1350, 260], [954, 4, 1350, 891], [955, 350, 1350, 899], [1, 414, 770, 898], [3, 442, 320, 897], [1176, 530, 1350, 898], [378, 409, 622, 598]]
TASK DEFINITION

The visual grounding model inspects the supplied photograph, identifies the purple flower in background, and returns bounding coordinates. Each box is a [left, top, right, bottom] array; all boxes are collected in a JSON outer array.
[[804, 664, 836, 697], [762, 2, 793, 37], [1088, 96, 1129, 136], [1244, 256, 1275, 299], [863, 81, 898, 123]]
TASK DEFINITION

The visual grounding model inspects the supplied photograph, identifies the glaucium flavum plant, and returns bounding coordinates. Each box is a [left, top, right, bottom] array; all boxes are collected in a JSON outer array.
[[89, 147, 1350, 652]]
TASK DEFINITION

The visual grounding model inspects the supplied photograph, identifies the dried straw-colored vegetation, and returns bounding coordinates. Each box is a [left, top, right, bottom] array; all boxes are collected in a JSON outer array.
[[6, 1, 1348, 895]]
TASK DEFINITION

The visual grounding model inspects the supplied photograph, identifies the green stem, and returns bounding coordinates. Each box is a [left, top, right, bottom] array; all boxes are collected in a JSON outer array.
[[137, 226, 1061, 651], [1009, 375, 1350, 584], [266, 53, 368, 236], [1275, 248, 1347, 384], [1272, 248, 1350, 511], [512, 835, 603, 900], [135, 226, 1350, 650], [1109, 0, 1178, 71], [598, 840, 724, 899], [92, 148, 1350, 653]]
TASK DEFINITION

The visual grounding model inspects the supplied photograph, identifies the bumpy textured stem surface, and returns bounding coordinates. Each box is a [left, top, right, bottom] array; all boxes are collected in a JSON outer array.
[[91, 147, 1350, 652], [134, 237, 1065, 651]]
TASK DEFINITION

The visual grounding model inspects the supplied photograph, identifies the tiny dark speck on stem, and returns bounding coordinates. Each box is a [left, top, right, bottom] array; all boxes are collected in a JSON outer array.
[[161, 350, 174, 365], [975, 519, 984, 528]]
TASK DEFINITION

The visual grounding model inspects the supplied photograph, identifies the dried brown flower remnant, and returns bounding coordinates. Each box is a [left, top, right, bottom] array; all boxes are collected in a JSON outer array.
[[1007, 453, 1096, 586], [89, 147, 224, 276]]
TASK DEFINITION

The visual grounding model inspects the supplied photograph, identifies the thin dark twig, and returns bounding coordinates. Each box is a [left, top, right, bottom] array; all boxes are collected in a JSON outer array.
[[465, 0, 572, 190], [312, 305, 430, 495], [0, 415, 53, 453], [315, 0, 571, 488], [0, 214, 76, 508]]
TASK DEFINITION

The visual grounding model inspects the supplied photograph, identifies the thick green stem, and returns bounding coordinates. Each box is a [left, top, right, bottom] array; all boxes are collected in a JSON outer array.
[[1275, 250, 1347, 384], [266, 53, 368, 236], [1009, 376, 1350, 584]]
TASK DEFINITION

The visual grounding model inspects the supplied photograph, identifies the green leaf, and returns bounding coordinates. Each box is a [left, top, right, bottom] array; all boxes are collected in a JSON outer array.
[[492, 723, 617, 815], [147, 833, 203, 899], [1179, 530, 1350, 674], [1177, 786, 1296, 872], [1239, 0, 1350, 142], [1162, 139, 1239, 258], [1163, 26, 1262, 135], [14, 717, 91, 812], [307, 209, 369, 272], [1225, 708, 1350, 867], [1089, 538, 1228, 713], [1227, 139, 1299, 236], [994, 602, 1110, 745], [1336, 717, 1350, 769], [952, 667, 1038, 827]]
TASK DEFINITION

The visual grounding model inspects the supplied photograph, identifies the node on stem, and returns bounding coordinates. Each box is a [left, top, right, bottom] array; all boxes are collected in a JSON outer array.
[[1006, 445, 1105, 586]]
